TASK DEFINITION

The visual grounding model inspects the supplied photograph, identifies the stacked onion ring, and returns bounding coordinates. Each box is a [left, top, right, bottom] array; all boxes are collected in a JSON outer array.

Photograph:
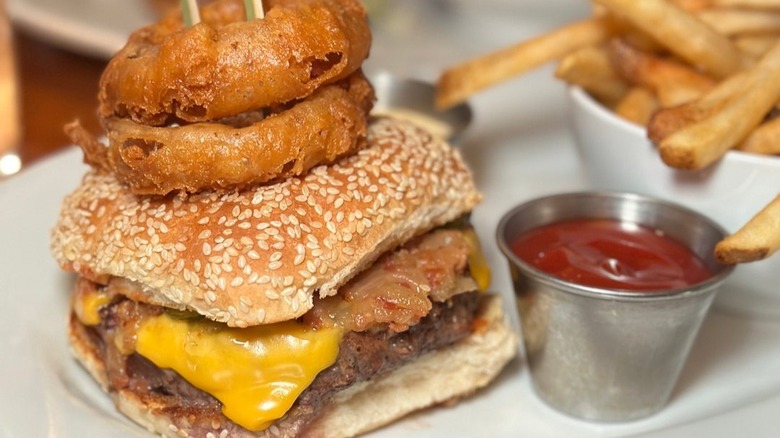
[[67, 0, 374, 196]]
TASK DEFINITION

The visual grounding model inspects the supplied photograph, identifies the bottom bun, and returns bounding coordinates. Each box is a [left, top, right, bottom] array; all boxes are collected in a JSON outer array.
[[69, 294, 518, 438]]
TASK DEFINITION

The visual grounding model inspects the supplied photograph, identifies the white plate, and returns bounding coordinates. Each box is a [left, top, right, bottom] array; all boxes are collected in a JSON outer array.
[[2, 1, 780, 436]]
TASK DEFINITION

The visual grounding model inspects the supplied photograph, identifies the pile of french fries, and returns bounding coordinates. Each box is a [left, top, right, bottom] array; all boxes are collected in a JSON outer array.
[[436, 0, 780, 265]]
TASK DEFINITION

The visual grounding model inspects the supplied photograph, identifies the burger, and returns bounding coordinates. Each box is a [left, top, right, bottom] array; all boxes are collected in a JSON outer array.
[[51, 117, 518, 437], [53, 0, 517, 436]]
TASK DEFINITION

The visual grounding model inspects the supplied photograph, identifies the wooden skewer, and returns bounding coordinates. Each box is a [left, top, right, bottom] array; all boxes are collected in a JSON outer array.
[[181, 0, 201, 27], [245, 0, 265, 20]]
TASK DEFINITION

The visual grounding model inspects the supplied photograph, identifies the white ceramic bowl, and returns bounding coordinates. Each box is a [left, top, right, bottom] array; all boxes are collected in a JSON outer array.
[[567, 86, 780, 319]]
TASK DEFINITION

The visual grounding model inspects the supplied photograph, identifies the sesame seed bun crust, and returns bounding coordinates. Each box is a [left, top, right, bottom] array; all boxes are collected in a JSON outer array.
[[51, 118, 482, 327]]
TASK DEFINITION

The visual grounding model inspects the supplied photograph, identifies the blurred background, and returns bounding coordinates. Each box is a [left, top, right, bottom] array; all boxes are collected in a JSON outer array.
[[2, 0, 587, 167]]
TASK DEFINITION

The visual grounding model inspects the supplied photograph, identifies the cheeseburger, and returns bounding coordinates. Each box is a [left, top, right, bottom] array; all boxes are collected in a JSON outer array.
[[51, 0, 516, 436], [52, 118, 517, 437]]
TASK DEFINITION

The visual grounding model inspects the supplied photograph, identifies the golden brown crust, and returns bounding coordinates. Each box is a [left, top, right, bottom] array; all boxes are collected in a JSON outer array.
[[67, 294, 518, 438], [52, 118, 482, 327], [71, 71, 375, 196], [98, 0, 372, 126]]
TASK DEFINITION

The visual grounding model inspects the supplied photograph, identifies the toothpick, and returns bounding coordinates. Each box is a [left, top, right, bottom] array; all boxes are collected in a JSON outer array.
[[244, 0, 265, 20], [181, 0, 201, 27]]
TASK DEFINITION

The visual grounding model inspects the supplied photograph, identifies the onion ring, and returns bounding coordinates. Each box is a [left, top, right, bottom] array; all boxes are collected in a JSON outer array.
[[69, 72, 375, 195], [98, 0, 371, 126]]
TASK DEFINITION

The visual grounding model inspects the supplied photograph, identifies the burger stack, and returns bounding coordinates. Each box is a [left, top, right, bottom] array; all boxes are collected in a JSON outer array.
[[51, 0, 517, 437]]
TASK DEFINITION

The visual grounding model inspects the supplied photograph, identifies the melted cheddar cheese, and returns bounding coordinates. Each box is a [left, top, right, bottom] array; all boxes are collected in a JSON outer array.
[[135, 313, 342, 431], [73, 288, 114, 326], [463, 228, 491, 291]]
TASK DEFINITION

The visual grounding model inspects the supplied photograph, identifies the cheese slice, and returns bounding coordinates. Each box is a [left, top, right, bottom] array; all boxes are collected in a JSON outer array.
[[135, 312, 342, 431], [463, 228, 491, 291], [73, 288, 114, 326]]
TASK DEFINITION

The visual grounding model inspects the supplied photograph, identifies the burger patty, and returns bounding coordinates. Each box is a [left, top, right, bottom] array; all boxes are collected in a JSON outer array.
[[81, 291, 481, 437]]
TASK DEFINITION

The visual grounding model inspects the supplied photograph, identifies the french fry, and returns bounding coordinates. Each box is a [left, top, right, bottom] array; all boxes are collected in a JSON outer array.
[[613, 87, 659, 125], [669, 0, 713, 12], [738, 116, 780, 154], [613, 21, 666, 53], [608, 39, 717, 107], [734, 34, 779, 56], [593, 0, 752, 78], [658, 41, 780, 169], [435, 17, 616, 109], [698, 8, 780, 35], [647, 69, 750, 143], [704, 0, 780, 9], [671, 0, 717, 12], [555, 46, 629, 106], [715, 195, 780, 264]]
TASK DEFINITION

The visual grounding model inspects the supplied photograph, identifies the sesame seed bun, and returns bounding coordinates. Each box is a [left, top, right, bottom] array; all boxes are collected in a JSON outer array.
[[51, 118, 482, 327], [67, 294, 518, 438]]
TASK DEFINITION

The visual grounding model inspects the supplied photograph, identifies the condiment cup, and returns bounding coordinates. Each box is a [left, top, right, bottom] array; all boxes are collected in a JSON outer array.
[[496, 191, 734, 422], [368, 71, 472, 143], [567, 85, 780, 319]]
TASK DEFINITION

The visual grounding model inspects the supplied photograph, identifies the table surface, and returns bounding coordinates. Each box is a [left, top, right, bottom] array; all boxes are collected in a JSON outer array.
[[13, 26, 105, 165]]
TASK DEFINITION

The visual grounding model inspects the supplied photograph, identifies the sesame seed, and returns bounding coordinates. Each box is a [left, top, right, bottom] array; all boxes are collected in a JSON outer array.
[[291, 296, 300, 312]]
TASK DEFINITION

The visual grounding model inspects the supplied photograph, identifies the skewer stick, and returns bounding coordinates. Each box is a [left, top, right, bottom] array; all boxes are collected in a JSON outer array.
[[181, 0, 201, 27], [244, 0, 266, 119], [245, 0, 265, 20]]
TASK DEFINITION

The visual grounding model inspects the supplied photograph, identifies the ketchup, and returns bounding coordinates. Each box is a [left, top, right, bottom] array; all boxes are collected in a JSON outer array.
[[511, 219, 712, 291]]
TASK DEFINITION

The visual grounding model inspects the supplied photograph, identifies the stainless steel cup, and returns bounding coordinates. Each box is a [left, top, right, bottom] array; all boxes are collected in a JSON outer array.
[[496, 192, 734, 422], [369, 71, 472, 144]]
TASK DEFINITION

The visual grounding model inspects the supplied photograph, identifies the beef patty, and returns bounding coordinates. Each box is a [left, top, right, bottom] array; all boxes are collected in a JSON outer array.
[[77, 291, 481, 437]]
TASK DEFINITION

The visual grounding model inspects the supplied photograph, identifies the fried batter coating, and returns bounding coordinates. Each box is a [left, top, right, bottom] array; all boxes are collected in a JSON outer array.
[[70, 72, 375, 195], [99, 0, 371, 126]]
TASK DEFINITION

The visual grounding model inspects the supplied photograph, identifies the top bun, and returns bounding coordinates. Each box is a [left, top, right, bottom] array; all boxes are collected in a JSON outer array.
[[51, 118, 481, 327]]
